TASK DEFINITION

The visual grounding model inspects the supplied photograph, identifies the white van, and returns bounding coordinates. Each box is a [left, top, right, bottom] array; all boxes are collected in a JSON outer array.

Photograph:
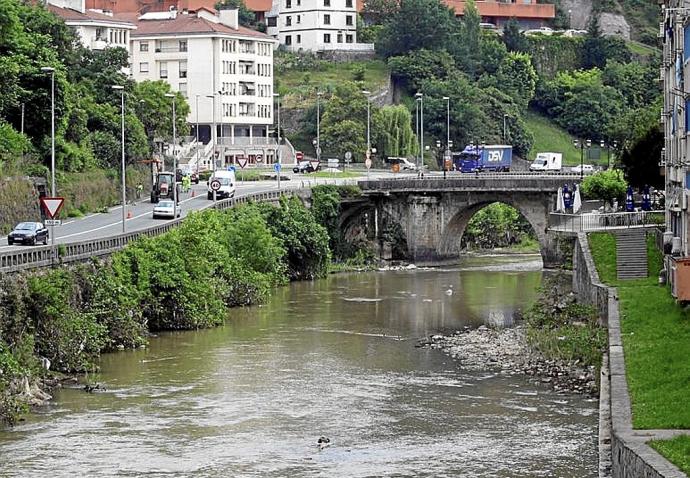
[[529, 152, 562, 172], [207, 170, 236, 200]]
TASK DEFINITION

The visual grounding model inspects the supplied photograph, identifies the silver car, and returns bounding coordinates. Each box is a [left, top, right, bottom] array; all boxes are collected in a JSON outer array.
[[152, 199, 181, 219]]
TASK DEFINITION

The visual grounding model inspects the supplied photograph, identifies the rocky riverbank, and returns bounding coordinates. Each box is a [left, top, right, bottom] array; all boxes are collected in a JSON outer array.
[[418, 325, 598, 396]]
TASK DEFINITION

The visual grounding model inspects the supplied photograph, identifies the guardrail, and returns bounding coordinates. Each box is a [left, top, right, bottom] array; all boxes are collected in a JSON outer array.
[[549, 210, 665, 233], [370, 171, 585, 179], [0, 190, 297, 275]]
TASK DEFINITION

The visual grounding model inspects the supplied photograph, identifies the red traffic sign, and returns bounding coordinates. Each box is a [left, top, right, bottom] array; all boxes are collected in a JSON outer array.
[[309, 160, 320, 171], [210, 179, 221, 191], [237, 158, 248, 169], [40, 197, 65, 219], [296, 151, 304, 161]]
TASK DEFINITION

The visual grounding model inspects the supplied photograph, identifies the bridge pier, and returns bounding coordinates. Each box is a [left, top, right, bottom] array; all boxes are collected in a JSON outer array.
[[406, 195, 444, 262]]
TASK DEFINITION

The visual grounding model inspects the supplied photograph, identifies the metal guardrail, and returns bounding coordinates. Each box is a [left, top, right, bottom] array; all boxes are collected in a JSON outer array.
[[0, 190, 296, 275], [370, 171, 585, 179], [549, 210, 665, 233]]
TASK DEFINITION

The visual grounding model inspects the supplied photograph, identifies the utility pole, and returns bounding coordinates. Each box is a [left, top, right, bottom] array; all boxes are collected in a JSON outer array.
[[113, 85, 126, 233], [207, 93, 217, 202], [316, 91, 322, 164], [41, 66, 56, 246], [165, 93, 178, 217]]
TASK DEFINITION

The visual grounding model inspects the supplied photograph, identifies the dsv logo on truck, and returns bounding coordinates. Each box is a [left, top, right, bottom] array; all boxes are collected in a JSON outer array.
[[488, 151, 504, 162]]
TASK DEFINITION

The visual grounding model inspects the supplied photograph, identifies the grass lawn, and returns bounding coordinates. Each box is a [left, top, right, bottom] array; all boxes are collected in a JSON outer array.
[[524, 110, 615, 167], [277, 59, 390, 109], [588, 231, 690, 429], [311, 171, 362, 179], [627, 40, 659, 58], [649, 436, 690, 475]]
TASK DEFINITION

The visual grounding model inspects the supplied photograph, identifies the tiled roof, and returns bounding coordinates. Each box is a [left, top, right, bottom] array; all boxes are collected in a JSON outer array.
[[121, 13, 272, 38], [48, 4, 136, 24]]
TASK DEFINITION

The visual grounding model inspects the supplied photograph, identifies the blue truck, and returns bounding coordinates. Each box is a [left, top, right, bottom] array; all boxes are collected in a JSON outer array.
[[452, 144, 513, 173]]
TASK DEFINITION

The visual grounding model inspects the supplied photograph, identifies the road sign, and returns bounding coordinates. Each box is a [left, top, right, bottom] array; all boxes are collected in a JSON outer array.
[[365, 158, 372, 169], [40, 197, 65, 219], [310, 160, 320, 171], [316, 147, 322, 156], [237, 158, 248, 169], [210, 179, 221, 191], [44, 219, 61, 226], [344, 151, 352, 162], [256, 154, 264, 163], [366, 149, 371, 160], [274, 162, 282, 172], [296, 151, 304, 161], [227, 165, 236, 172]]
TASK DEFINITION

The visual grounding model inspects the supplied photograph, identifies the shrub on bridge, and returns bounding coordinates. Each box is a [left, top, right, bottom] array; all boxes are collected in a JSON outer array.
[[580, 169, 627, 207]]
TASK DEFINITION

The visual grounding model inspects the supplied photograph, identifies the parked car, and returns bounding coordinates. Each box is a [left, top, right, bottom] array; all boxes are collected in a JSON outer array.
[[7, 222, 49, 245], [293, 160, 319, 173], [525, 26, 554, 36], [571, 164, 595, 174], [563, 29, 588, 37], [152, 199, 181, 219]]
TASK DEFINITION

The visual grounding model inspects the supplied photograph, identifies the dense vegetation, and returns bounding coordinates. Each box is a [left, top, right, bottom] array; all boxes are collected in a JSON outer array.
[[0, 196, 331, 425], [462, 203, 537, 251]]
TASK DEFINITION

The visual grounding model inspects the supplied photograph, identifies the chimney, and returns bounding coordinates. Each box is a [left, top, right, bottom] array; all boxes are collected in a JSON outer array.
[[219, 8, 239, 29]]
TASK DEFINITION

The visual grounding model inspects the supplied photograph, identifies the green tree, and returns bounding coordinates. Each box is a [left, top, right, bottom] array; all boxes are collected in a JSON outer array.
[[492, 52, 537, 110], [133, 80, 190, 146], [503, 17, 527, 52], [379, 105, 417, 158], [388, 49, 457, 91], [361, 0, 399, 24], [580, 169, 627, 206], [602, 61, 658, 109], [454, 0, 481, 76], [375, 0, 456, 57]]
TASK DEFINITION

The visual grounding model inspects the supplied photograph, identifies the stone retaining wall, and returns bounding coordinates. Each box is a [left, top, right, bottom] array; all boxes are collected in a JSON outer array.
[[574, 234, 687, 478]]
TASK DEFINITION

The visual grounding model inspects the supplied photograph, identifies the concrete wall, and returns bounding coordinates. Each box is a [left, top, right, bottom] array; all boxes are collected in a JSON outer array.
[[575, 233, 687, 478]]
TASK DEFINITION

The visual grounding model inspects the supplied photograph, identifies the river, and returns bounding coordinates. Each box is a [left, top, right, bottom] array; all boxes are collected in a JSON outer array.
[[0, 255, 598, 477]]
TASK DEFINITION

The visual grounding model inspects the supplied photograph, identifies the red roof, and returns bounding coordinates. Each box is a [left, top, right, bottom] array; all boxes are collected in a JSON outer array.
[[244, 0, 273, 12], [446, 0, 555, 19], [48, 4, 135, 24], [122, 13, 272, 38]]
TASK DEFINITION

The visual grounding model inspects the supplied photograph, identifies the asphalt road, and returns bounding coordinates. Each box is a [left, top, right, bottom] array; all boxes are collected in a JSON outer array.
[[0, 171, 400, 253]]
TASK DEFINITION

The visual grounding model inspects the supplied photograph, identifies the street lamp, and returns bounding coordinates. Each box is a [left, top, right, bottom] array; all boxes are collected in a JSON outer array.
[[195, 94, 200, 176], [165, 93, 178, 217], [41, 66, 56, 246], [362, 90, 372, 179], [415, 92, 424, 172], [600, 139, 618, 170], [568, 9, 573, 28], [316, 91, 323, 164], [206, 93, 217, 202], [443, 96, 451, 177], [112, 85, 126, 233], [573, 138, 591, 180], [273, 93, 281, 145]]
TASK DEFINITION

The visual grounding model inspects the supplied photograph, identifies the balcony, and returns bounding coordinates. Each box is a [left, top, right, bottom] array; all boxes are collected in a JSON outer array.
[[91, 38, 108, 50]]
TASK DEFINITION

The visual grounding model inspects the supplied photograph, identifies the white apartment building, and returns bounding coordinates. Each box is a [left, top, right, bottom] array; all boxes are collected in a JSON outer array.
[[265, 0, 370, 52], [126, 8, 282, 165], [47, 0, 135, 53]]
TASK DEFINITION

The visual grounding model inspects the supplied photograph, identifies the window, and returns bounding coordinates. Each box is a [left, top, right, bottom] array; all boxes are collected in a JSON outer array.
[[286, 0, 291, 7], [179, 60, 188, 78], [337, 33, 343, 43], [179, 40, 187, 52], [285, 35, 292, 46], [324, 14, 331, 24], [268, 17, 277, 27], [297, 0, 301, 5], [346, 15, 353, 25], [324, 0, 330, 6], [95, 27, 104, 40], [346, 0, 352, 6], [139, 62, 149, 73], [297, 14, 301, 24], [160, 61, 168, 78], [286, 15, 292, 26], [297, 34, 301, 43], [140, 41, 148, 52], [346, 34, 353, 43], [179, 82, 187, 98], [324, 33, 331, 43]]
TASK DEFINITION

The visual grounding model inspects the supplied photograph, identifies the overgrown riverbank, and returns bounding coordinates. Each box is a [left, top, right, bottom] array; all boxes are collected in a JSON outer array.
[[0, 188, 352, 426], [421, 274, 606, 396]]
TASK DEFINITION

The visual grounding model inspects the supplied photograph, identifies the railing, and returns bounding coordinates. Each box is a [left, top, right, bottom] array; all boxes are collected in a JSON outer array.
[[217, 137, 278, 146], [549, 210, 665, 233], [0, 190, 298, 274]]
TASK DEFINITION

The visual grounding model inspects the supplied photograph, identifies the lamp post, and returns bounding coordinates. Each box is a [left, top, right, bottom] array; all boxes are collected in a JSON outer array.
[[41, 66, 56, 246], [195, 94, 200, 176], [443, 96, 451, 177], [415, 92, 424, 172], [316, 91, 322, 164], [568, 9, 573, 28], [112, 85, 126, 233], [362, 90, 371, 175], [573, 138, 591, 180], [600, 139, 618, 170], [165, 93, 178, 217], [206, 93, 217, 202], [273, 93, 281, 166]]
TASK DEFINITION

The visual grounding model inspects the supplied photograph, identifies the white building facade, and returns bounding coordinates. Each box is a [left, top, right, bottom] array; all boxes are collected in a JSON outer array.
[[48, 0, 135, 53], [265, 0, 372, 52], [128, 8, 283, 165]]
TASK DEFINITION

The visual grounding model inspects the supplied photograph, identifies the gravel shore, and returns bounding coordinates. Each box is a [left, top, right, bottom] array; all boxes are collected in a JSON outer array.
[[418, 325, 598, 395]]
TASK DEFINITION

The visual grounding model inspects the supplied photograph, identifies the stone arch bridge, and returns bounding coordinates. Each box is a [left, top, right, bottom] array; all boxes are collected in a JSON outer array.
[[346, 176, 575, 267]]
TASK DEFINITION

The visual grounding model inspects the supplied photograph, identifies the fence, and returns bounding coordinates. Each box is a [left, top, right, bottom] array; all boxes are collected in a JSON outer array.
[[549, 210, 665, 233], [0, 190, 295, 275]]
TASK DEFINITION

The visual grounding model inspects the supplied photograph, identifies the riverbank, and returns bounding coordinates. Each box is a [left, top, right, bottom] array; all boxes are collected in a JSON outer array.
[[419, 324, 599, 396]]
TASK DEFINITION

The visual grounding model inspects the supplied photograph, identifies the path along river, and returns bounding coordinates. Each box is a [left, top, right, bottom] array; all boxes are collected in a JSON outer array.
[[0, 255, 597, 477]]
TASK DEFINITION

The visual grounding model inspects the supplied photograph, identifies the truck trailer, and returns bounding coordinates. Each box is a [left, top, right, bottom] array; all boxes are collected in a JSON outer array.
[[452, 145, 513, 173]]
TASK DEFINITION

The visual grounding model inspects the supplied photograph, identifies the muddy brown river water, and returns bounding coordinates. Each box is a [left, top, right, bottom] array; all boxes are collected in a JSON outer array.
[[0, 255, 597, 477]]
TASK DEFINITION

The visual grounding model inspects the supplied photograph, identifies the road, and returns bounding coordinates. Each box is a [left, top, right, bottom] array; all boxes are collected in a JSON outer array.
[[0, 171, 400, 252]]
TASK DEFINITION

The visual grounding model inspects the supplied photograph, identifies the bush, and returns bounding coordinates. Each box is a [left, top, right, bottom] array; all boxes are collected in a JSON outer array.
[[581, 169, 627, 206]]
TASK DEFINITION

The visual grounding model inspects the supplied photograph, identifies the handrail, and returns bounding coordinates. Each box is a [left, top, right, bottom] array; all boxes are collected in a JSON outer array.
[[549, 210, 665, 233], [0, 189, 300, 274]]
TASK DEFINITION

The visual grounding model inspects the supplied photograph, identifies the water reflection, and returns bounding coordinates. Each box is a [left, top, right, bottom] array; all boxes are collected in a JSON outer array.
[[0, 256, 596, 477]]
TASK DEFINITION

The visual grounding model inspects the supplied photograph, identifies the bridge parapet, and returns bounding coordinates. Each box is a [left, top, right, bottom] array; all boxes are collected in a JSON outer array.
[[359, 174, 580, 193]]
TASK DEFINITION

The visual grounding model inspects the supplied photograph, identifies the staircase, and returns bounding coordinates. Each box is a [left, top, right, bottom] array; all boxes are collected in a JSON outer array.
[[615, 229, 648, 280]]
